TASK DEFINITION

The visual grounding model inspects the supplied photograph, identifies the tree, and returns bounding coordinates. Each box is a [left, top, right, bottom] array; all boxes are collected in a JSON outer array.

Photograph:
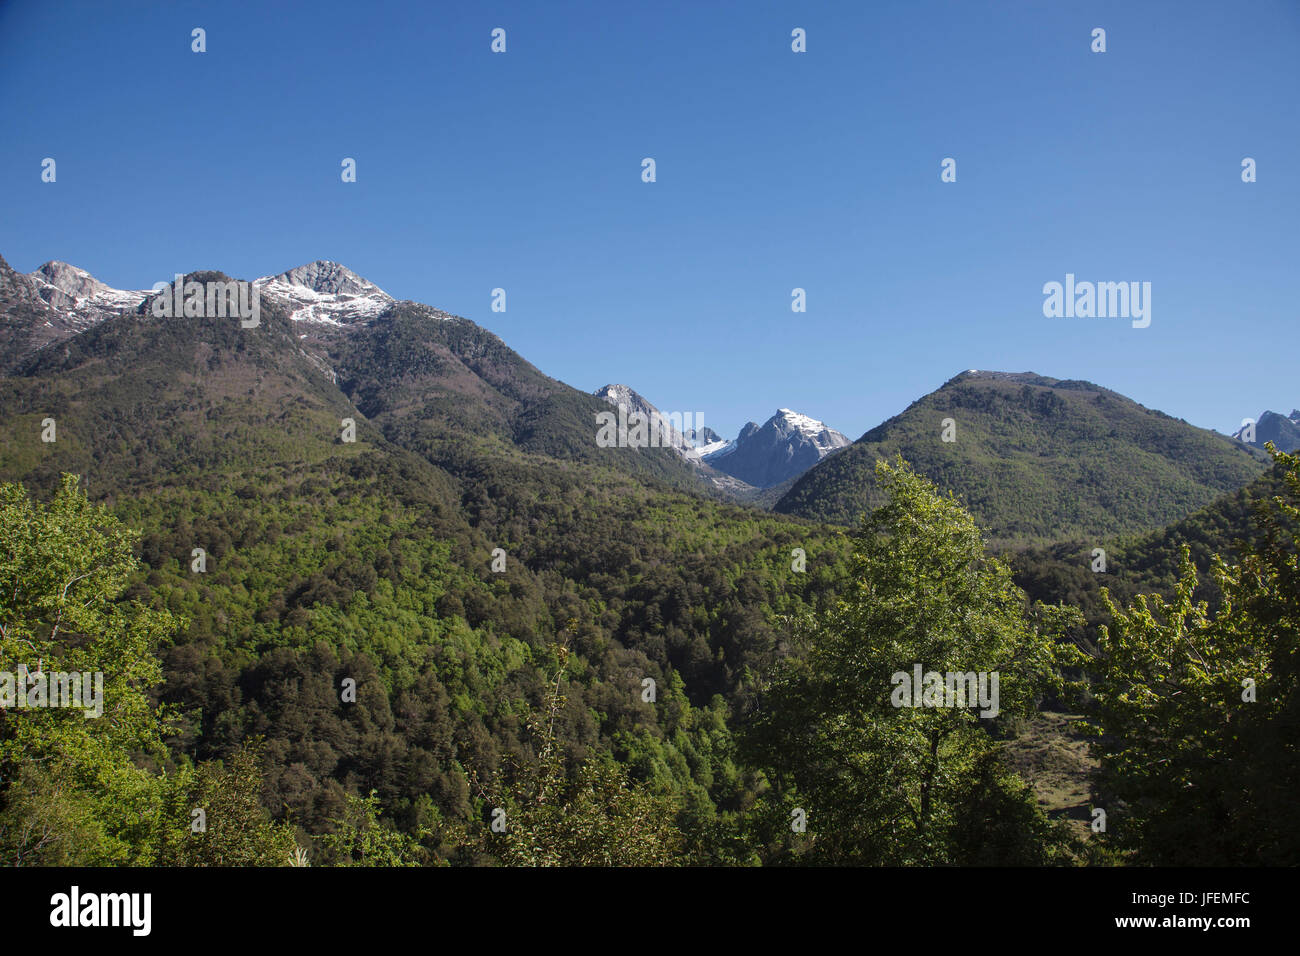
[[1087, 445, 1300, 863], [478, 639, 683, 866], [154, 741, 299, 866], [0, 474, 181, 865], [314, 789, 428, 866], [0, 475, 297, 866], [744, 458, 1078, 864]]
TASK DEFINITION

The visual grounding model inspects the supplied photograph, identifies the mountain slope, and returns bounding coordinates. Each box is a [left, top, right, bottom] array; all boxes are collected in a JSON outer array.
[[0, 269, 369, 492], [248, 262, 713, 493], [1010, 450, 1296, 652], [593, 384, 702, 458], [775, 370, 1271, 542]]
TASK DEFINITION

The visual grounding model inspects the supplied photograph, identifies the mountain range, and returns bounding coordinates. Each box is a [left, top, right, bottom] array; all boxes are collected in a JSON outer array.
[[0, 256, 1274, 547], [592, 383, 850, 491], [702, 409, 851, 489]]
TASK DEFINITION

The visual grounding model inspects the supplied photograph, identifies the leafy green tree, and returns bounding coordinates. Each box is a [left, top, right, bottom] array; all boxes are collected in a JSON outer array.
[[314, 789, 428, 866], [1087, 446, 1300, 863], [480, 641, 683, 866], [745, 458, 1078, 864], [0, 476, 299, 867], [0, 474, 182, 865], [154, 741, 299, 866]]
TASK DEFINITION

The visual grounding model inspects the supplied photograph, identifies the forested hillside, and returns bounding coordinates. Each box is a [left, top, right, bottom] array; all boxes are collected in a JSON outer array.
[[777, 371, 1270, 543], [2, 273, 1296, 866]]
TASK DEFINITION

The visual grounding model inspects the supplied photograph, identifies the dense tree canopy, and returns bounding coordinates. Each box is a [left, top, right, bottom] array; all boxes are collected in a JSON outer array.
[[745, 459, 1078, 864]]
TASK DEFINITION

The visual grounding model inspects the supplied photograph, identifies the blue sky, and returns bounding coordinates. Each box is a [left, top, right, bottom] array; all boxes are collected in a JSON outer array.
[[2, 0, 1297, 440]]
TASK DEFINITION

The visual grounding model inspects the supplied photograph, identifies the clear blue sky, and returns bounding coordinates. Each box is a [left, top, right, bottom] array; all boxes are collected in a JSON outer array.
[[2, 0, 1297, 440]]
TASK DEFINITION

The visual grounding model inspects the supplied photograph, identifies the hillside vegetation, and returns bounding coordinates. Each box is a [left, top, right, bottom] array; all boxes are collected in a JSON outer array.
[[777, 371, 1269, 543]]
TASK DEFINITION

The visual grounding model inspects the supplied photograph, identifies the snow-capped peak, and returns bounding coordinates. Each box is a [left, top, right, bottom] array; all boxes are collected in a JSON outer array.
[[261, 260, 386, 297], [26, 261, 152, 329], [703, 408, 851, 488], [254, 260, 392, 326], [774, 408, 837, 441]]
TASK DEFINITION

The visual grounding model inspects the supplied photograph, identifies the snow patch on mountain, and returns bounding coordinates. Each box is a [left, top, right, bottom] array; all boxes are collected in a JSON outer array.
[[27, 261, 151, 330], [694, 438, 732, 457], [254, 260, 393, 326]]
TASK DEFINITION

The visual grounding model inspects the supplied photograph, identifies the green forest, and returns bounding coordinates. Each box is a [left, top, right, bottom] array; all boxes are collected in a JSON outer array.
[[2, 441, 1295, 866]]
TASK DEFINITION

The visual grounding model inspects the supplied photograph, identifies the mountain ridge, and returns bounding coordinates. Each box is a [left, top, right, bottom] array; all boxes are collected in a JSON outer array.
[[2, 255, 1275, 536], [776, 369, 1271, 542]]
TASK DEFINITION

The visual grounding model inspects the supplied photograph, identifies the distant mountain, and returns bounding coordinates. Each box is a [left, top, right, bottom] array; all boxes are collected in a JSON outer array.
[[703, 409, 851, 488], [27, 260, 152, 329], [592, 384, 702, 459], [0, 257, 156, 367], [1233, 410, 1300, 453], [592, 383, 758, 495], [775, 370, 1271, 542], [589, 386, 849, 493], [1, 256, 109, 367], [684, 425, 722, 448]]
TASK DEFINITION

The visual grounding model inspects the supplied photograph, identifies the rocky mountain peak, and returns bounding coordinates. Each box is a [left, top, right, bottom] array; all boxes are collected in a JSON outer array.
[[593, 384, 705, 459], [264, 261, 387, 298], [704, 407, 850, 489], [31, 261, 110, 302], [1234, 409, 1300, 453], [254, 261, 392, 326]]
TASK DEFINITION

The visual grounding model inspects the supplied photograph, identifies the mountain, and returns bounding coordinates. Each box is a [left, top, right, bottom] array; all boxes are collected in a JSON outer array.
[[703, 409, 851, 488], [281, 277, 712, 489], [0, 255, 856, 865], [28, 260, 152, 329], [593, 383, 702, 458], [1, 267, 366, 493], [592, 383, 761, 496], [589, 386, 849, 491], [0, 256, 155, 369], [0, 258, 716, 496], [1233, 410, 1300, 453], [254, 260, 394, 326], [775, 370, 1271, 542]]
